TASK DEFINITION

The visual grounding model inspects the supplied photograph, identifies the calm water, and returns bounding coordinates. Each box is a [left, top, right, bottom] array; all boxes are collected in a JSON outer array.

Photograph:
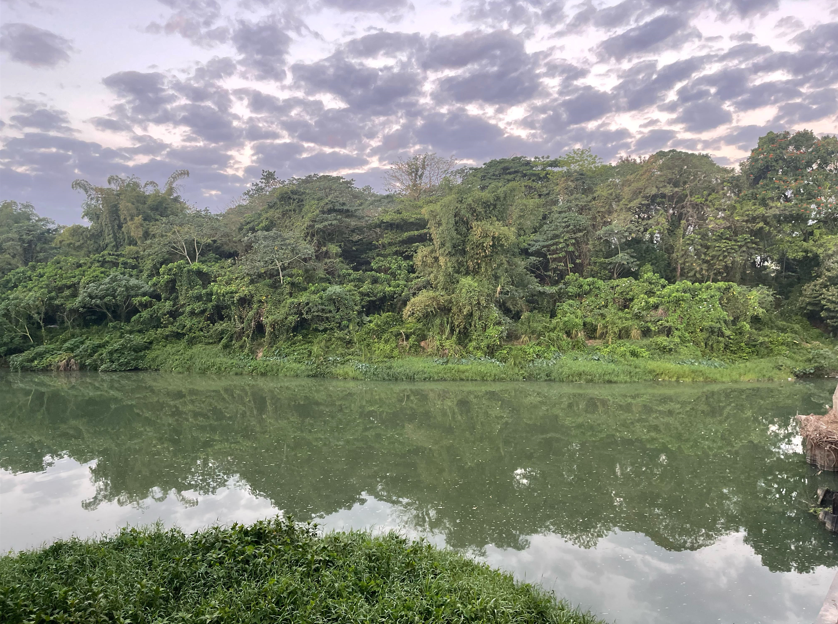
[[2, 372, 837, 623]]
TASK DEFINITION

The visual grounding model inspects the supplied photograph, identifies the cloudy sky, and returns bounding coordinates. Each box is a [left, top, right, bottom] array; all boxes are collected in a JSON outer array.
[[1, 0, 837, 222]]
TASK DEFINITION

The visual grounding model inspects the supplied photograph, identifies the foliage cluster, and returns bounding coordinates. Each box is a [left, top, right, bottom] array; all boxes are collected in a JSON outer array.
[[0, 517, 602, 624], [2, 129, 838, 378]]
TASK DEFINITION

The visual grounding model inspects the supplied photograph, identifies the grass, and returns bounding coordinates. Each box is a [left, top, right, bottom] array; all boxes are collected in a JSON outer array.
[[138, 342, 804, 383], [0, 518, 605, 624]]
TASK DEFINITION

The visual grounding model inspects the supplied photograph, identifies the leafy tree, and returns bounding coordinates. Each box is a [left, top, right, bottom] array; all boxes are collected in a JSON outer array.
[[461, 156, 555, 195], [75, 273, 154, 322], [240, 175, 372, 266], [243, 170, 283, 200], [72, 171, 189, 252], [622, 150, 727, 281], [739, 130, 838, 292], [529, 207, 590, 283], [153, 210, 224, 265], [54, 224, 94, 257], [596, 223, 640, 279], [0, 201, 59, 275], [417, 185, 535, 292], [0, 287, 49, 343], [242, 230, 314, 284]]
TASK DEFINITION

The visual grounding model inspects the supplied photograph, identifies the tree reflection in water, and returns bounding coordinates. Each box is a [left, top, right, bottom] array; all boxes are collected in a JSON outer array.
[[2, 372, 837, 574]]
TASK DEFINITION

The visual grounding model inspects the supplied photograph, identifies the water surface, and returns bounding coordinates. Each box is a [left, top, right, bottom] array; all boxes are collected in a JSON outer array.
[[2, 372, 837, 623]]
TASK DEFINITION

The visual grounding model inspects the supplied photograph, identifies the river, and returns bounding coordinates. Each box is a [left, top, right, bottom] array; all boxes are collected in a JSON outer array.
[[1, 372, 837, 623]]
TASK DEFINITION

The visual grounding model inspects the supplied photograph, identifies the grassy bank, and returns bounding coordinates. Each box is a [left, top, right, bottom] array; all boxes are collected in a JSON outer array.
[[135, 342, 814, 383], [2, 339, 829, 382], [0, 518, 604, 624]]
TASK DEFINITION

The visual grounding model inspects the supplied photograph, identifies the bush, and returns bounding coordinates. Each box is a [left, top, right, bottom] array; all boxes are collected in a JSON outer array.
[[93, 335, 150, 371], [8, 344, 69, 371]]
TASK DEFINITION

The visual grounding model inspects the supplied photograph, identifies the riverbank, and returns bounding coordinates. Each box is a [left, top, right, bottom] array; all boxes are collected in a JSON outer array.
[[3, 340, 834, 382], [154, 345, 813, 382], [0, 518, 604, 624]]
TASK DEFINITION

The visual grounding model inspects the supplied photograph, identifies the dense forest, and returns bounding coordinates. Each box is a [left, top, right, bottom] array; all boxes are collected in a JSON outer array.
[[2, 129, 838, 379]]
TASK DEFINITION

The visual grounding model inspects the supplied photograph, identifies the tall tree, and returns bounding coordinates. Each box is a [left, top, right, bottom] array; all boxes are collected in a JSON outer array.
[[72, 171, 189, 252], [622, 150, 727, 281], [0, 201, 59, 275], [529, 207, 589, 283]]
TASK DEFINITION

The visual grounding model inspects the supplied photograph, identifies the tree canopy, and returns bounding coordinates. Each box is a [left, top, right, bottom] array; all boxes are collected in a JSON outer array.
[[3, 129, 838, 372]]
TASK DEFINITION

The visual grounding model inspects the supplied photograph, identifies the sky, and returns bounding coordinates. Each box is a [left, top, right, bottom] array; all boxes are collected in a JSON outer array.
[[1, 0, 837, 223]]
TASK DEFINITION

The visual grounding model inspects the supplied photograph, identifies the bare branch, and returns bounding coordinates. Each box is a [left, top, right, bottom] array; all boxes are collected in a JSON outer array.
[[384, 153, 458, 200]]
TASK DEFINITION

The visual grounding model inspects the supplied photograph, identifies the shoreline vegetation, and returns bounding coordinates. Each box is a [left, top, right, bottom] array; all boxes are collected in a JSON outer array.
[[0, 518, 605, 624], [3, 342, 829, 383], [32, 341, 836, 383], [3, 130, 838, 382]]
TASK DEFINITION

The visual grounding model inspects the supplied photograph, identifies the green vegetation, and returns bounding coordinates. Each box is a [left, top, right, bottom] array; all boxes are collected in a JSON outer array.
[[2, 130, 838, 381], [0, 517, 603, 624]]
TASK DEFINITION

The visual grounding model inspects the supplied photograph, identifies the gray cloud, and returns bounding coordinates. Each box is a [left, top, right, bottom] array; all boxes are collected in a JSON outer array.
[[8, 99, 75, 134], [461, 0, 564, 29], [146, 0, 229, 46], [716, 42, 772, 63], [102, 71, 176, 123], [173, 57, 237, 112], [774, 16, 804, 35], [97, 59, 246, 149], [412, 110, 536, 161], [548, 125, 632, 162], [283, 108, 369, 149], [600, 14, 695, 59], [166, 145, 233, 168], [293, 53, 420, 114], [746, 22, 838, 91], [296, 150, 368, 172], [691, 67, 750, 101], [721, 0, 779, 17], [0, 22, 73, 67], [724, 124, 772, 150], [561, 88, 612, 125], [0, 130, 243, 219], [89, 117, 134, 133], [243, 119, 281, 141], [633, 128, 677, 154], [344, 31, 423, 58], [771, 87, 838, 125], [176, 103, 242, 144], [731, 80, 803, 111], [232, 17, 292, 81], [614, 57, 706, 112], [321, 0, 411, 13], [246, 140, 306, 178], [675, 100, 732, 132], [425, 30, 540, 105], [3, 0, 836, 221]]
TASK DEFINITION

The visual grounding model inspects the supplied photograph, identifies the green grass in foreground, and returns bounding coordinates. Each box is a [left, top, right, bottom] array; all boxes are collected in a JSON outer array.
[[142, 342, 806, 383], [0, 518, 604, 624]]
